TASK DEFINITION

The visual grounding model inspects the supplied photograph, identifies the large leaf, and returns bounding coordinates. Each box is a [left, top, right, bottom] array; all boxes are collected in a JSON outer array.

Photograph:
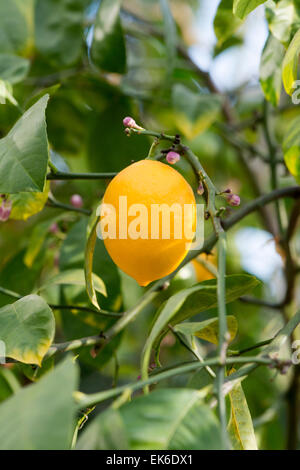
[[266, 0, 300, 45], [260, 34, 285, 106], [78, 389, 223, 450], [283, 114, 300, 183], [282, 28, 300, 96], [0, 95, 49, 193], [228, 369, 258, 450], [174, 315, 238, 345], [91, 0, 126, 74], [35, 0, 86, 65], [214, 0, 243, 46], [0, 295, 55, 365], [141, 275, 260, 383], [0, 357, 78, 450], [39, 268, 106, 297], [0, 0, 28, 54], [8, 182, 50, 221], [0, 54, 30, 84], [172, 84, 222, 139], [233, 0, 267, 19]]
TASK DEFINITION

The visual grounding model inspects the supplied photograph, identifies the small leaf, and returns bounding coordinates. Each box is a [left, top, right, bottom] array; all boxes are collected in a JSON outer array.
[[142, 274, 260, 384], [160, 0, 177, 74], [174, 315, 238, 345], [39, 269, 106, 297], [85, 211, 101, 310], [172, 84, 222, 139], [282, 28, 300, 96], [214, 0, 243, 46], [283, 114, 300, 182], [260, 34, 285, 106], [78, 389, 223, 450], [0, 295, 55, 365], [233, 0, 267, 20], [8, 181, 50, 221], [91, 0, 126, 74], [0, 94, 49, 193], [0, 80, 18, 106], [0, 54, 30, 84], [228, 369, 258, 450], [0, 357, 78, 450]]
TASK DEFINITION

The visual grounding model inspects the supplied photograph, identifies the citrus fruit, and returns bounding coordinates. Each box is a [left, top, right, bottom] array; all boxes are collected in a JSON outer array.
[[192, 252, 217, 282], [100, 160, 196, 286]]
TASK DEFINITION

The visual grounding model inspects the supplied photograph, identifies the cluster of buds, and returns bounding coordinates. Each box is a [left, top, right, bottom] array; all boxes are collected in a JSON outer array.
[[70, 194, 83, 209], [123, 116, 144, 132], [0, 195, 12, 222], [222, 188, 240, 207]]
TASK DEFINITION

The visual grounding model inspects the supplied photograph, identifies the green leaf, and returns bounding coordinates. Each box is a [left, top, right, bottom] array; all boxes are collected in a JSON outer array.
[[8, 181, 50, 221], [160, 0, 177, 73], [172, 84, 222, 139], [39, 269, 106, 297], [233, 0, 267, 19], [0, 80, 18, 106], [35, 0, 86, 65], [228, 369, 258, 450], [142, 275, 260, 383], [78, 389, 223, 450], [260, 34, 285, 106], [84, 211, 102, 310], [282, 28, 300, 96], [0, 94, 49, 193], [0, 295, 55, 365], [214, 0, 243, 46], [91, 0, 126, 74], [265, 0, 300, 45], [283, 114, 300, 182], [0, 54, 30, 84], [174, 315, 238, 345], [0, 357, 78, 449], [0, 0, 29, 54]]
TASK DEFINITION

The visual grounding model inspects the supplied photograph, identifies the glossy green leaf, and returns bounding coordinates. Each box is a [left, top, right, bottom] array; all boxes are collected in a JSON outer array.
[[172, 84, 222, 139], [35, 0, 86, 65], [0, 54, 30, 84], [282, 29, 300, 95], [283, 114, 300, 182], [78, 389, 223, 450], [142, 275, 260, 383], [0, 295, 55, 365], [0, 357, 78, 449], [0, 95, 49, 193], [228, 369, 258, 450], [8, 182, 50, 221], [214, 0, 243, 46], [84, 211, 101, 310], [91, 0, 126, 74], [265, 0, 300, 45], [233, 0, 267, 19], [174, 315, 238, 345], [0, 0, 28, 54], [260, 34, 285, 106], [39, 269, 106, 297]]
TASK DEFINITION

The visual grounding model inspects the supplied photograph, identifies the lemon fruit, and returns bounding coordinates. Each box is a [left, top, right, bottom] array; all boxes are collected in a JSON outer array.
[[192, 252, 217, 282], [101, 160, 196, 286]]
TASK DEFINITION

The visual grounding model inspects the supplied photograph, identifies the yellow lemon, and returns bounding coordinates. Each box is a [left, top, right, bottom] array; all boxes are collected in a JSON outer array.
[[192, 252, 217, 282], [101, 160, 196, 286]]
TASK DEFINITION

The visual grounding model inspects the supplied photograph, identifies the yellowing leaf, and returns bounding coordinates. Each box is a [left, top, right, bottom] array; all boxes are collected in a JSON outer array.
[[283, 115, 300, 182], [9, 182, 50, 220], [282, 29, 300, 96], [228, 368, 258, 450], [174, 316, 238, 345]]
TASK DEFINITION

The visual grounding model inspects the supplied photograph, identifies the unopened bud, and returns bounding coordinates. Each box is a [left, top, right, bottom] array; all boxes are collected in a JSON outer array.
[[197, 182, 204, 195], [0, 200, 12, 222], [70, 194, 83, 208], [122, 116, 144, 130], [227, 194, 240, 207], [49, 223, 59, 234], [166, 151, 180, 164]]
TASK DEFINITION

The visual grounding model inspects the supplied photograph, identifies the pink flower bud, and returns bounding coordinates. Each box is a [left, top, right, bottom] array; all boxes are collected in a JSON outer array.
[[197, 182, 204, 195], [227, 194, 240, 207], [122, 116, 144, 130], [70, 194, 83, 208], [49, 223, 59, 234], [0, 200, 12, 222], [166, 151, 180, 164]]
